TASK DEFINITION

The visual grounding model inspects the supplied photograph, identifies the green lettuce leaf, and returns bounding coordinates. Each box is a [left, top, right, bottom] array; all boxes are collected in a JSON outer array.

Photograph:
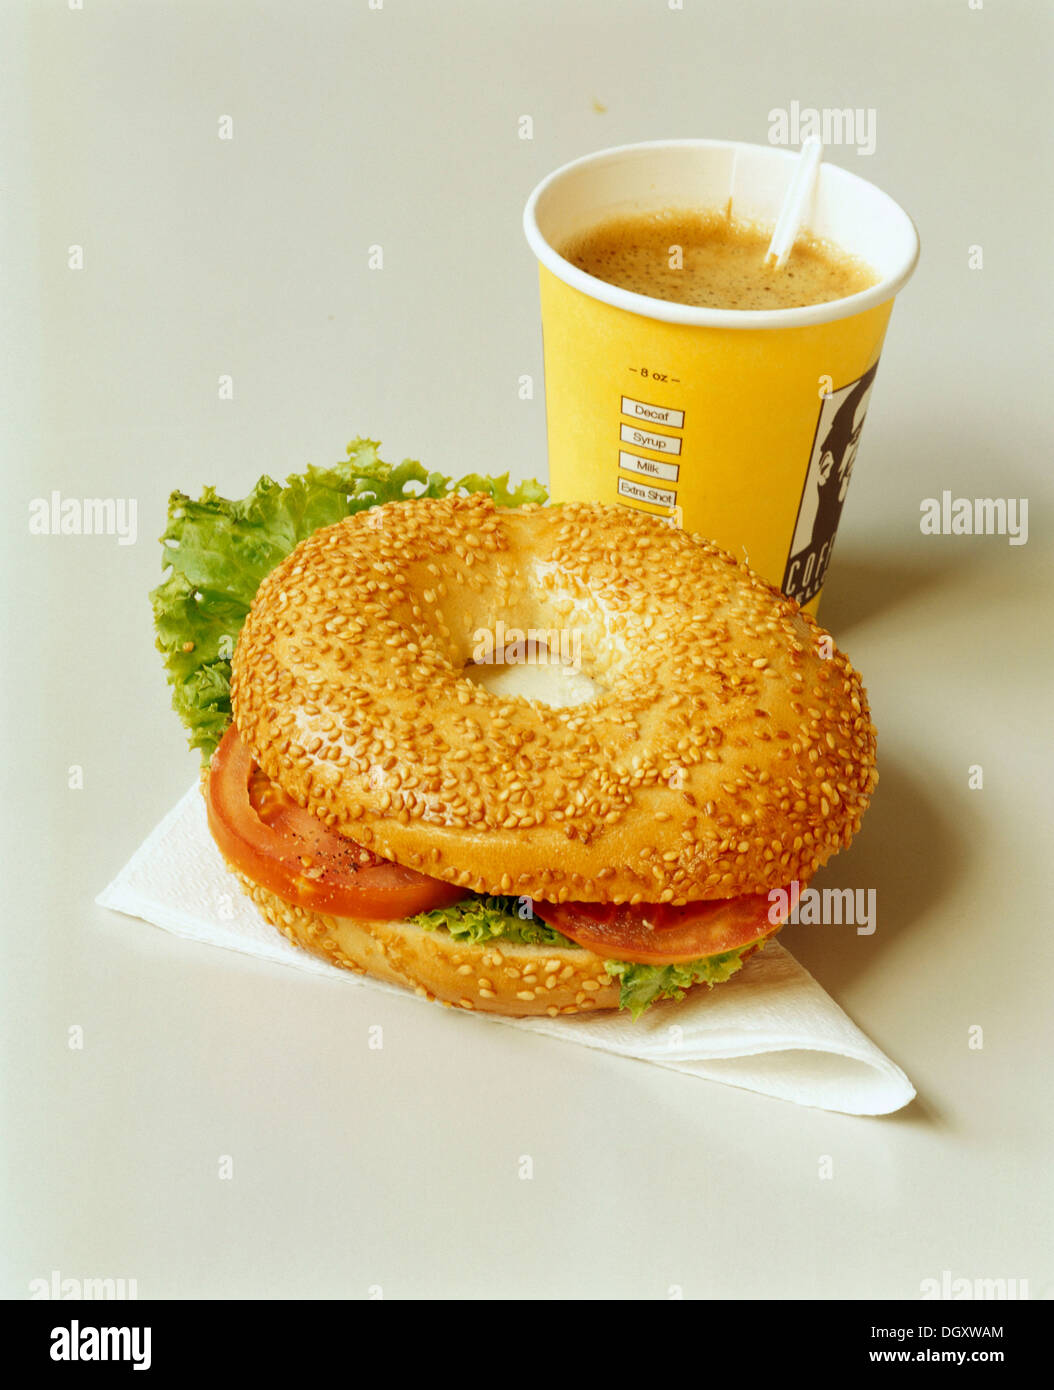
[[453, 473, 547, 508], [604, 947, 757, 1019], [411, 895, 575, 948], [151, 438, 547, 759]]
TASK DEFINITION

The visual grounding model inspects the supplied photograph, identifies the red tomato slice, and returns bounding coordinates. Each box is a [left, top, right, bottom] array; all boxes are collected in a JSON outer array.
[[206, 725, 464, 919], [533, 885, 799, 965]]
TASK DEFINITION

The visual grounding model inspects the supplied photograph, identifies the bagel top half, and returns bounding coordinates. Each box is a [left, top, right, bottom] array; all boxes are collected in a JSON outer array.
[[230, 495, 877, 906]]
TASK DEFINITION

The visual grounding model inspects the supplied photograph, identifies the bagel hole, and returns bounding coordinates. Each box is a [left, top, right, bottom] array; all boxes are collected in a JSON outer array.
[[464, 635, 604, 708]]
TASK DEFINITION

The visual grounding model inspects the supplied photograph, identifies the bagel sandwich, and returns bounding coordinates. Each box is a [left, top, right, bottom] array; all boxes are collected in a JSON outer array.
[[154, 438, 878, 1018]]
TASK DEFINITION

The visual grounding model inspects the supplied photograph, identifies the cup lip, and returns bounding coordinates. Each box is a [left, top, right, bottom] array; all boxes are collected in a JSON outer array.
[[523, 138, 920, 331]]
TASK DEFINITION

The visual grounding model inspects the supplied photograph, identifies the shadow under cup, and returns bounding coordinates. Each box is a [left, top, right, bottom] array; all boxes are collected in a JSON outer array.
[[524, 140, 919, 614]]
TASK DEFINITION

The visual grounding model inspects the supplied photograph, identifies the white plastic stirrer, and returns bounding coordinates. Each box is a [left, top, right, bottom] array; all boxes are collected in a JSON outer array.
[[765, 137, 824, 270]]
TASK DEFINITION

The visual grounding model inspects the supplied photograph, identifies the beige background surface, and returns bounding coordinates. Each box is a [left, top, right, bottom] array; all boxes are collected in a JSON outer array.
[[3, 0, 1052, 1299]]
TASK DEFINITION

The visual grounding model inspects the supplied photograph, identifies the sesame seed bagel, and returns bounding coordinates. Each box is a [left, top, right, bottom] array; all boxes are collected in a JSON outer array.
[[230, 495, 877, 905], [233, 870, 622, 1016]]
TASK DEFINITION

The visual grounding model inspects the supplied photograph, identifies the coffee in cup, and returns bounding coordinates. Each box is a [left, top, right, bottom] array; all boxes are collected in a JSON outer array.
[[559, 207, 878, 311]]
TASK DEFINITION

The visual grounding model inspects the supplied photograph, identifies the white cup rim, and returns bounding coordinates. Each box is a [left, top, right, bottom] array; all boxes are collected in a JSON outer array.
[[523, 138, 920, 331]]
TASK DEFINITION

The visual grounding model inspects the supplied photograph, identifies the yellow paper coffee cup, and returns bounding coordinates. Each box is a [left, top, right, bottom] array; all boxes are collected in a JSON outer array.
[[523, 140, 919, 612]]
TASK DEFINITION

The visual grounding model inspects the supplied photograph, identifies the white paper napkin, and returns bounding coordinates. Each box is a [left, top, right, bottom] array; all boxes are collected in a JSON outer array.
[[96, 786, 915, 1115]]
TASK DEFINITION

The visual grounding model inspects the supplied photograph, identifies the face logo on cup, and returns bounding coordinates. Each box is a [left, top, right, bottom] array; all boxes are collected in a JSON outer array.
[[782, 360, 880, 607]]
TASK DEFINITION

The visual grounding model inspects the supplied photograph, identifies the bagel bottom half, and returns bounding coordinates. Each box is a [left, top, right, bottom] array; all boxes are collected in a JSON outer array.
[[233, 870, 624, 1017]]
